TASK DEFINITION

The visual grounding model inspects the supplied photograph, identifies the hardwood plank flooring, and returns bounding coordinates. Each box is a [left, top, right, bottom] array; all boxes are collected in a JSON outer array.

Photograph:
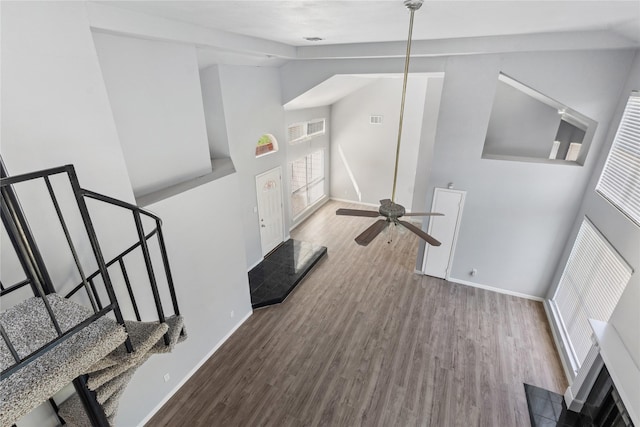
[[148, 200, 567, 426]]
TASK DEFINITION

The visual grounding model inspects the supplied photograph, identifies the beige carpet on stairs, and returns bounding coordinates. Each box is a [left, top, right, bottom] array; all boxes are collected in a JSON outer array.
[[0, 294, 128, 427], [58, 315, 186, 426]]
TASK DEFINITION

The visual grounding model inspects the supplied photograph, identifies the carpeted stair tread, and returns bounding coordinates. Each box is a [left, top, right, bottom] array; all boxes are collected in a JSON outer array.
[[94, 366, 137, 404], [102, 383, 127, 418], [87, 353, 151, 391], [0, 295, 127, 426], [58, 394, 100, 427], [87, 319, 168, 373], [150, 315, 186, 354]]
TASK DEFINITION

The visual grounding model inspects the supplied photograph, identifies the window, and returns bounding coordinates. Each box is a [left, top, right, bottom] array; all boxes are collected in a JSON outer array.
[[550, 218, 632, 372], [287, 118, 326, 144], [596, 91, 640, 226], [255, 134, 278, 157], [290, 150, 325, 218]]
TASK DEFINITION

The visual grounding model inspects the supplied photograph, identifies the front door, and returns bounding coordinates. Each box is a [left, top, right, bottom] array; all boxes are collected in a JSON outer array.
[[256, 167, 284, 256]]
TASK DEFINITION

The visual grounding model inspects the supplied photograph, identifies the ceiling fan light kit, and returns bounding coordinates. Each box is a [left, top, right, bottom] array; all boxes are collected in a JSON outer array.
[[336, 0, 443, 247]]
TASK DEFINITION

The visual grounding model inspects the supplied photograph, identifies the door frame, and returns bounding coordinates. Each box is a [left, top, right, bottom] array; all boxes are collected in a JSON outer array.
[[422, 188, 466, 280], [255, 166, 285, 256]]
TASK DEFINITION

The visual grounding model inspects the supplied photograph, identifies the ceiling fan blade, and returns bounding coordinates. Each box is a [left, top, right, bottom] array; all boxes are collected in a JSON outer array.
[[355, 219, 389, 246], [402, 212, 444, 217], [336, 208, 380, 218], [398, 220, 441, 246]]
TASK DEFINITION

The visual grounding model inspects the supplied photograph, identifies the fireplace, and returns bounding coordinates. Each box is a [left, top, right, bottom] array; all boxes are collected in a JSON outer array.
[[581, 366, 635, 426]]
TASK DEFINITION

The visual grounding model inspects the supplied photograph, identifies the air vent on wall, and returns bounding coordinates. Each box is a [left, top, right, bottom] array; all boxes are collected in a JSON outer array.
[[370, 115, 383, 125]]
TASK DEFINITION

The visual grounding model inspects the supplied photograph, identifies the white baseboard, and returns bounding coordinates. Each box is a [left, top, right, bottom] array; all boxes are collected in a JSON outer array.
[[445, 277, 544, 301], [329, 197, 379, 209], [543, 300, 575, 383], [137, 310, 253, 426], [290, 196, 330, 231]]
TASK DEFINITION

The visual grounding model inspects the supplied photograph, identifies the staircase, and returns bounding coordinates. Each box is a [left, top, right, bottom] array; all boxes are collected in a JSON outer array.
[[0, 163, 186, 426]]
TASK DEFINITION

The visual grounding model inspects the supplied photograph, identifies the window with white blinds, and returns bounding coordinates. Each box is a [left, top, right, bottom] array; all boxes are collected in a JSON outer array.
[[287, 118, 326, 144], [596, 91, 640, 227], [551, 218, 632, 371]]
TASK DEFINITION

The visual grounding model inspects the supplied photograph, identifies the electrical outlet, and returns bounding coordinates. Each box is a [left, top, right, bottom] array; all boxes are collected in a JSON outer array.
[[470, 268, 478, 277], [163, 373, 170, 382]]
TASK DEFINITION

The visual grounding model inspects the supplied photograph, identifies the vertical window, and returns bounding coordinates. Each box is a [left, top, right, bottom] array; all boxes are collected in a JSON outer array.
[[290, 150, 325, 218], [596, 91, 640, 226], [550, 218, 632, 372]]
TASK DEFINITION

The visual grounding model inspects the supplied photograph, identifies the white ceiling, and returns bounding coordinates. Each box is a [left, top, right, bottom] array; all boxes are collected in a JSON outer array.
[[102, 1, 640, 47]]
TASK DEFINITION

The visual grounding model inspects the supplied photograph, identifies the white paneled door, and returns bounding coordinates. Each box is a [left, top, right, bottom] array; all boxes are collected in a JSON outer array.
[[256, 167, 284, 256], [422, 188, 466, 279]]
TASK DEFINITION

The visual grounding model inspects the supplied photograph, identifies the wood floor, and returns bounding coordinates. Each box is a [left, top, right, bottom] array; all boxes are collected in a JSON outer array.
[[148, 200, 567, 427]]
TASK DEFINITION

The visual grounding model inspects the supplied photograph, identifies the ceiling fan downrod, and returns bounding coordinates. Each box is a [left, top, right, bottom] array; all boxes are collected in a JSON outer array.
[[391, 0, 423, 203]]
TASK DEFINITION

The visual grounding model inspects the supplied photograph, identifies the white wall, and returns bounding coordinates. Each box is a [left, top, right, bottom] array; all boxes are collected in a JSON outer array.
[[548, 51, 640, 370], [281, 49, 636, 298], [330, 76, 427, 209], [92, 32, 212, 199], [217, 65, 289, 268], [117, 173, 253, 426], [0, 2, 133, 202], [200, 65, 231, 159], [1, 3, 255, 426], [484, 80, 562, 159]]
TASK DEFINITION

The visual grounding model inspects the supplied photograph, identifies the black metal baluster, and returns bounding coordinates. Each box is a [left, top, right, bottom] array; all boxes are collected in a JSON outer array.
[[66, 166, 133, 353], [72, 376, 110, 427], [0, 160, 57, 296], [119, 259, 141, 321], [0, 324, 21, 363], [156, 222, 180, 316], [0, 195, 63, 336], [133, 211, 168, 344], [87, 278, 103, 311], [0, 191, 46, 298], [43, 176, 99, 313]]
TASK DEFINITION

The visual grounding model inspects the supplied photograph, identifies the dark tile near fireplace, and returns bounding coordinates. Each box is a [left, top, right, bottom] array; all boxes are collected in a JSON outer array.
[[524, 383, 582, 427], [248, 239, 327, 309]]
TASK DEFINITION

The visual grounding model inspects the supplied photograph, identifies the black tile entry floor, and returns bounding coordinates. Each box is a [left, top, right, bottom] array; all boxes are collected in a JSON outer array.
[[248, 239, 327, 309], [524, 383, 582, 427]]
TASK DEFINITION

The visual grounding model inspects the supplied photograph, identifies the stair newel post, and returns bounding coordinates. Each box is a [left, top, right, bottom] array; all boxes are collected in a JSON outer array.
[[132, 211, 169, 345], [65, 166, 133, 353], [155, 218, 180, 317]]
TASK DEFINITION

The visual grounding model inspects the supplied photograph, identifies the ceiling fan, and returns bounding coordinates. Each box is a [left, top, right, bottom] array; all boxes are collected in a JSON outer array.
[[336, 0, 443, 247]]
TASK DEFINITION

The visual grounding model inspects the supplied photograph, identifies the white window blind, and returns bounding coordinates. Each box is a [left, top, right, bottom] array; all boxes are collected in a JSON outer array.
[[288, 118, 326, 144], [290, 150, 325, 217], [551, 218, 632, 371], [307, 119, 325, 137], [596, 91, 640, 226], [288, 123, 306, 143]]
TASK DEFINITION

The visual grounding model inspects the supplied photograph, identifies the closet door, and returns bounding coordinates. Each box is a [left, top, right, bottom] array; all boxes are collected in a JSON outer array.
[[422, 188, 465, 279]]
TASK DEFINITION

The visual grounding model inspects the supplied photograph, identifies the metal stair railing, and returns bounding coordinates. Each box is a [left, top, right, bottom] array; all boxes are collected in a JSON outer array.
[[0, 161, 182, 425]]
